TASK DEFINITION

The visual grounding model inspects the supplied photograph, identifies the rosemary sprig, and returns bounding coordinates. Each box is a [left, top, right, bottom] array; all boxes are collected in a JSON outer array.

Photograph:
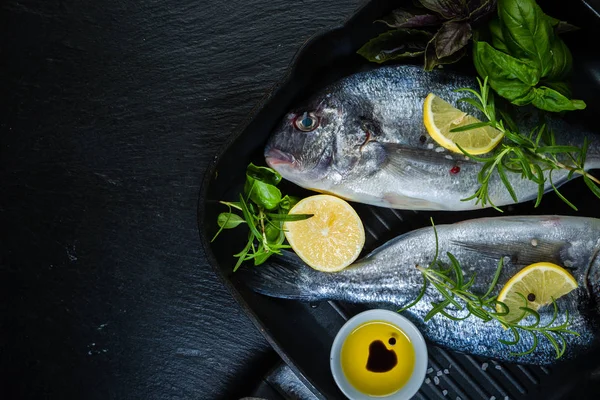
[[453, 77, 600, 211], [400, 218, 579, 359], [211, 164, 312, 271]]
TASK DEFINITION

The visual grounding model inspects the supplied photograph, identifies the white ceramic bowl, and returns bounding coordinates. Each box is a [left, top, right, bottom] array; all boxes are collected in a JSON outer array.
[[330, 309, 428, 400]]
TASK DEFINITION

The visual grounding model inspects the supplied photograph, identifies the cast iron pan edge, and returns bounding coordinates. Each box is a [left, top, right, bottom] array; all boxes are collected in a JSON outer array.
[[197, 2, 379, 397]]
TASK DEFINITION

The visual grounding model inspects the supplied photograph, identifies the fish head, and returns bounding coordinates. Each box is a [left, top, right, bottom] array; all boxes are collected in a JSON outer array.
[[265, 92, 385, 191]]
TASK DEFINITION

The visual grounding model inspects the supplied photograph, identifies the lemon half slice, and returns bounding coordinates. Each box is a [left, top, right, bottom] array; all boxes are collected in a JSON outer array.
[[423, 93, 504, 155], [496, 262, 578, 324], [284, 195, 365, 272]]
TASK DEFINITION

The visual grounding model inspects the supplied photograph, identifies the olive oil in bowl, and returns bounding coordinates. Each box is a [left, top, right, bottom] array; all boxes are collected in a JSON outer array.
[[331, 310, 427, 399]]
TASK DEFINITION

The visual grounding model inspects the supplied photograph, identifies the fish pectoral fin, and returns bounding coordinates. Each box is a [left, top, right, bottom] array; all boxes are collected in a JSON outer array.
[[383, 192, 446, 210], [451, 239, 568, 267], [381, 143, 474, 177]]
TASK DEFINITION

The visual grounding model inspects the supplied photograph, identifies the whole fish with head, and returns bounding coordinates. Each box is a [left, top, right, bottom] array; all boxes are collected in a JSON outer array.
[[264, 65, 600, 210], [241, 215, 600, 364]]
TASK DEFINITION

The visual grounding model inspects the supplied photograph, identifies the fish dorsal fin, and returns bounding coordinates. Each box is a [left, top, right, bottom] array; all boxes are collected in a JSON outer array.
[[451, 238, 569, 267]]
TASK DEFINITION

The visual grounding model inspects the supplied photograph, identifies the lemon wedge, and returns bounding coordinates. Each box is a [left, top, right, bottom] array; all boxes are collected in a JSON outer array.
[[423, 93, 503, 155], [284, 195, 365, 272], [496, 262, 578, 324]]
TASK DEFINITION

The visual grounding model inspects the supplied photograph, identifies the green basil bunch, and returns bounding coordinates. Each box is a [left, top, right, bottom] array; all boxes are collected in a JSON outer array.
[[212, 164, 312, 271], [474, 0, 585, 112]]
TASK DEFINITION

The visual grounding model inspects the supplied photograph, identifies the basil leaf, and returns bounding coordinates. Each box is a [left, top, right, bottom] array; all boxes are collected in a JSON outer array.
[[424, 35, 467, 71], [246, 163, 282, 186], [264, 223, 280, 242], [357, 29, 431, 64], [244, 179, 282, 210], [473, 40, 540, 86], [217, 212, 246, 229], [543, 81, 571, 98], [418, 0, 468, 19], [545, 38, 572, 81], [498, 0, 554, 76], [531, 87, 586, 112], [435, 21, 472, 59], [279, 195, 300, 212], [468, 0, 497, 22], [489, 17, 509, 53], [377, 9, 440, 29]]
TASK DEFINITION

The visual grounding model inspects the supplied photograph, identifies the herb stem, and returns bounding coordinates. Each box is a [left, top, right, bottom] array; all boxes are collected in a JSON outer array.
[[403, 218, 579, 359]]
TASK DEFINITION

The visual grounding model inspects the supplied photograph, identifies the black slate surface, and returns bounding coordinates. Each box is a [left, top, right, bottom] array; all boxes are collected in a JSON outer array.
[[0, 0, 362, 398]]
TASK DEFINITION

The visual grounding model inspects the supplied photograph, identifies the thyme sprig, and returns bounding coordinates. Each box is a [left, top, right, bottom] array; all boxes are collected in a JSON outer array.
[[453, 77, 600, 211], [400, 219, 579, 359]]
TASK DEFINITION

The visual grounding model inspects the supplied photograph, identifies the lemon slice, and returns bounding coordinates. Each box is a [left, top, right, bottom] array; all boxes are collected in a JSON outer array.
[[423, 93, 504, 155], [284, 195, 365, 272], [496, 262, 578, 324]]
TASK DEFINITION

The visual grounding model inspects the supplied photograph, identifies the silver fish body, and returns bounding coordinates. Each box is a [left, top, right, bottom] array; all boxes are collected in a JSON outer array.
[[242, 215, 600, 364], [265, 65, 600, 210]]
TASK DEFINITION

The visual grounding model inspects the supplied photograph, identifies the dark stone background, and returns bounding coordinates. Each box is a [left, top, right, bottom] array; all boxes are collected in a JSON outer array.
[[0, 0, 362, 398]]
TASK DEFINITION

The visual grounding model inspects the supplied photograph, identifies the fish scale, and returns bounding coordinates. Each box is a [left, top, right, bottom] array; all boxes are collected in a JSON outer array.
[[264, 65, 600, 211], [242, 215, 600, 365]]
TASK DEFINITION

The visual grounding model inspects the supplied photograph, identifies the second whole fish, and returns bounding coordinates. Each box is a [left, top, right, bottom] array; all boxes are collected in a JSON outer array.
[[241, 215, 600, 365], [264, 65, 600, 210]]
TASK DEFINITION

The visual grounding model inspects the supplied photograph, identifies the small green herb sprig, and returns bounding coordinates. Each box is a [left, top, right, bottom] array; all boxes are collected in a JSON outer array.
[[400, 218, 579, 359], [452, 77, 600, 211], [212, 164, 312, 271]]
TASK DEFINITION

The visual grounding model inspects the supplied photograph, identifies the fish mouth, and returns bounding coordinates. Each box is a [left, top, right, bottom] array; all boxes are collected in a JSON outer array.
[[265, 148, 297, 168]]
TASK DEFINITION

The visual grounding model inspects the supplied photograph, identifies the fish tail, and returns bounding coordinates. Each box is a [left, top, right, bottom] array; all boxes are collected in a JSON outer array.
[[237, 251, 329, 301]]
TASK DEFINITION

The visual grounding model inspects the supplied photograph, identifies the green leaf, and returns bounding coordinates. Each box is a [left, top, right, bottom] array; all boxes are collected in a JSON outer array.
[[217, 212, 245, 229], [239, 194, 265, 241], [244, 179, 282, 210], [498, 326, 520, 345], [264, 223, 280, 243], [510, 333, 539, 356], [399, 279, 428, 313], [531, 86, 586, 112], [489, 17, 509, 53], [498, 0, 554, 76], [549, 171, 578, 211], [246, 163, 282, 186], [434, 21, 472, 59], [542, 81, 571, 98], [449, 121, 491, 133], [279, 195, 300, 212], [584, 176, 600, 199], [357, 29, 431, 64], [446, 252, 463, 287], [266, 213, 313, 222], [219, 201, 242, 211], [457, 97, 485, 113], [496, 164, 519, 203], [425, 299, 452, 321], [473, 40, 541, 87], [483, 258, 504, 300], [534, 145, 580, 154], [545, 38, 573, 81], [533, 164, 545, 208], [578, 137, 589, 167]]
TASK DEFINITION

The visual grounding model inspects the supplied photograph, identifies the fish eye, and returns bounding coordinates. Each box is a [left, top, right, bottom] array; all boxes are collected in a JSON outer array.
[[294, 112, 319, 132]]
